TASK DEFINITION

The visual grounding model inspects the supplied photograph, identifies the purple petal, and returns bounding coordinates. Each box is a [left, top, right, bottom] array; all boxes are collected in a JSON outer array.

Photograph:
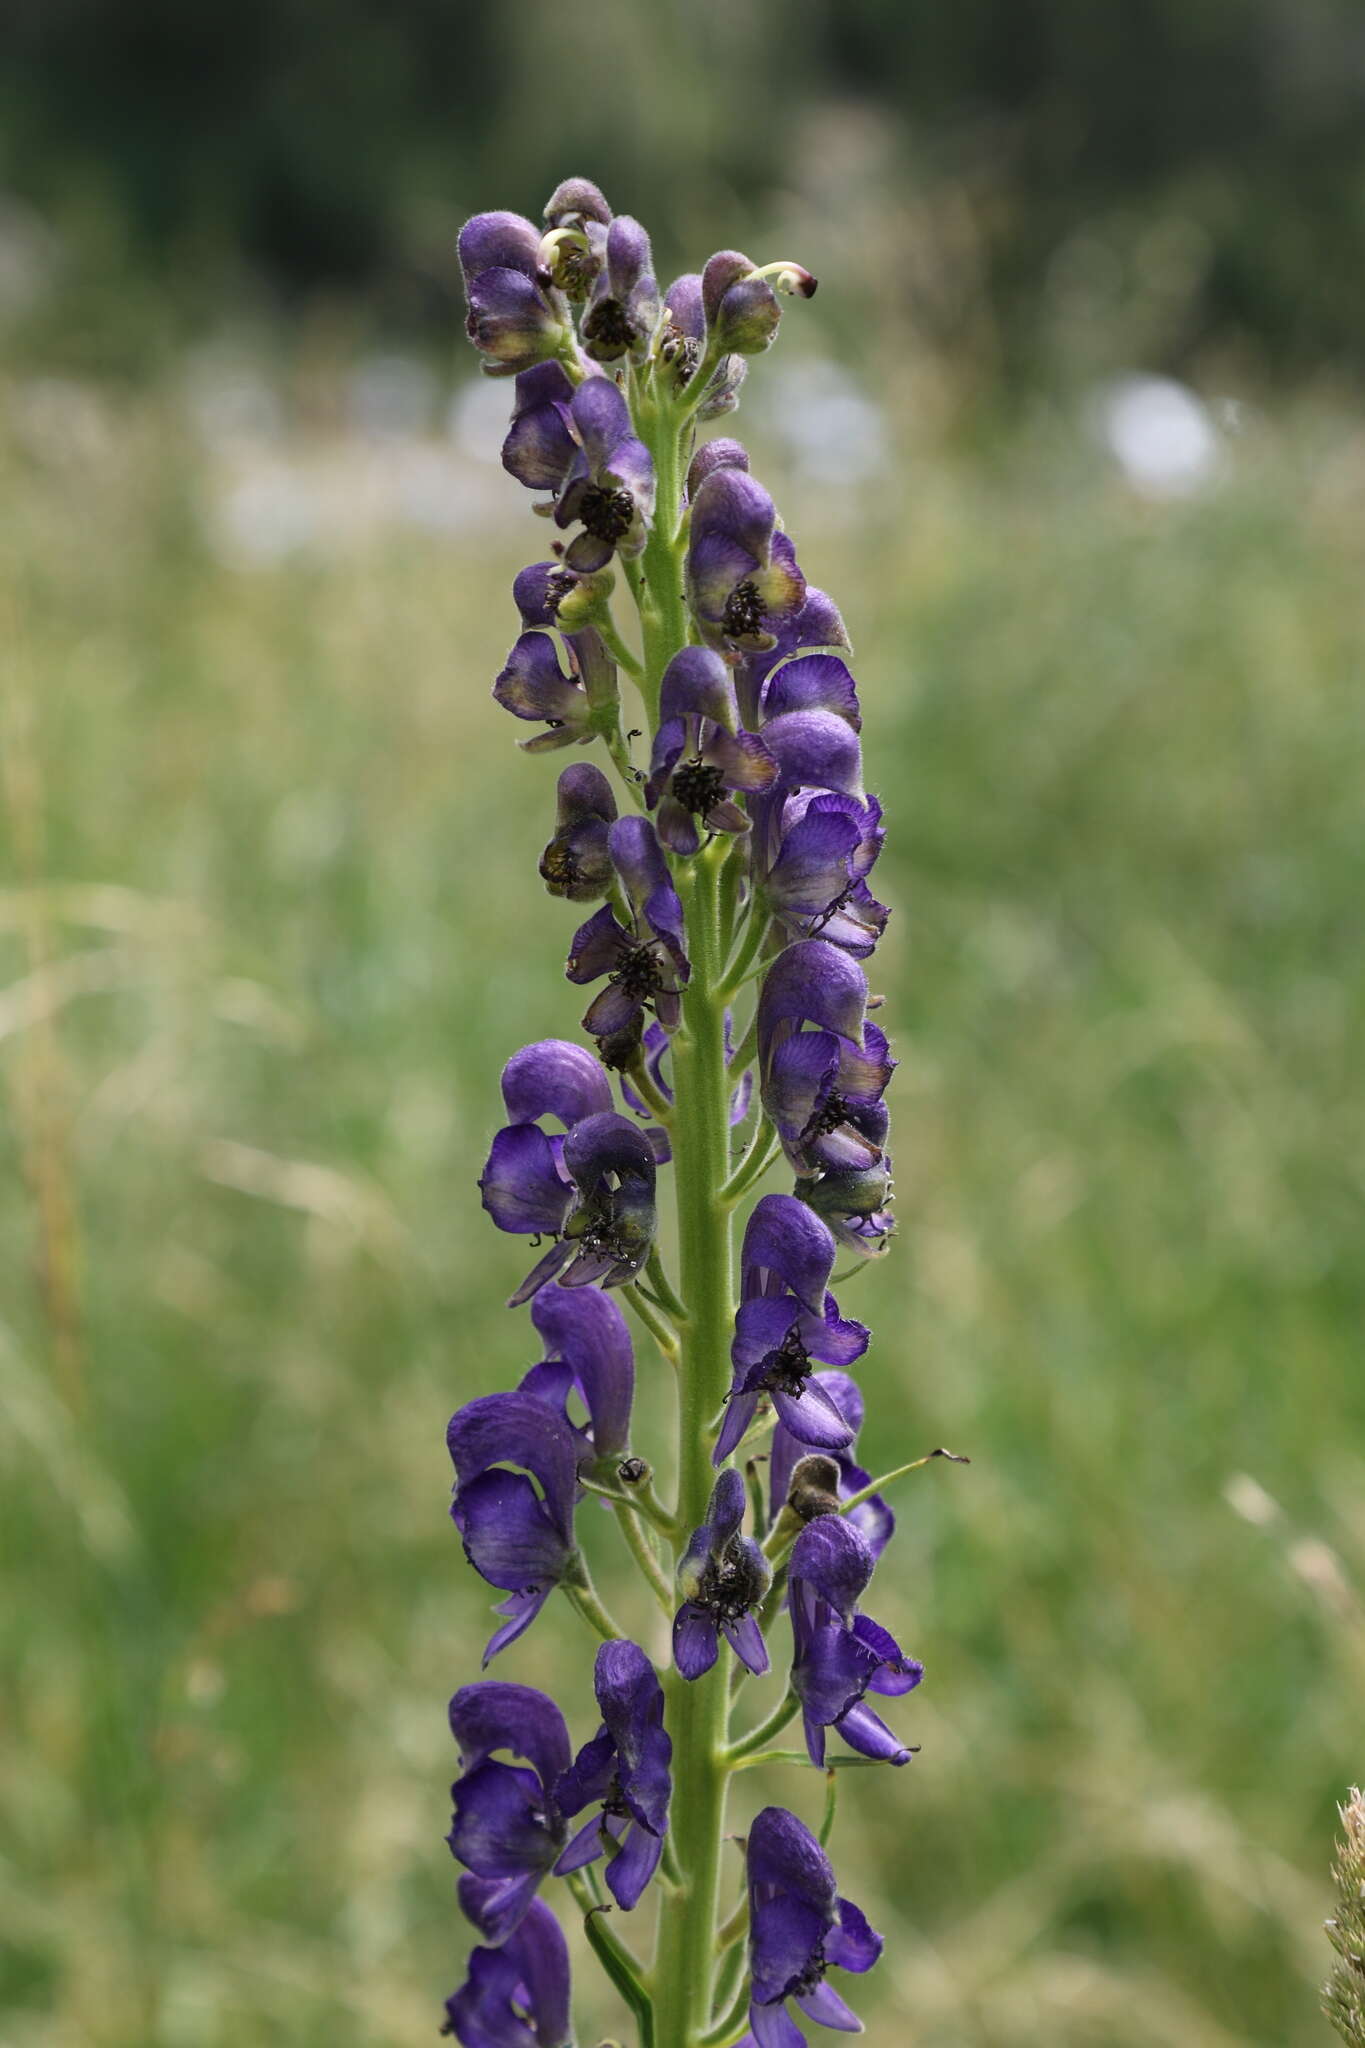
[[713, 1391, 761, 1464], [833, 1699, 914, 1765], [746, 1806, 837, 1908], [494, 632, 586, 729], [795, 1979, 863, 2030], [449, 1758, 559, 1883], [790, 1517, 874, 1621], [722, 1612, 770, 1675], [659, 645, 737, 728], [553, 1812, 608, 1876], [771, 1381, 857, 1452], [762, 653, 862, 730], [458, 211, 543, 283], [454, 1867, 546, 1950], [452, 1470, 572, 1599], [664, 271, 705, 340], [828, 1893, 884, 1973], [478, 1123, 573, 1236], [606, 1818, 663, 1909], [444, 1895, 572, 2047], [749, 2002, 807, 2048], [448, 1391, 580, 1535], [530, 1284, 635, 1463], [500, 1039, 614, 1129], [739, 1194, 838, 1312], [481, 1585, 552, 1665], [447, 1685, 572, 1793], [566, 903, 629, 984], [672, 1604, 719, 1679], [761, 709, 863, 797], [763, 1029, 841, 1141], [570, 374, 632, 464], [750, 1895, 830, 2005], [758, 942, 868, 1059]]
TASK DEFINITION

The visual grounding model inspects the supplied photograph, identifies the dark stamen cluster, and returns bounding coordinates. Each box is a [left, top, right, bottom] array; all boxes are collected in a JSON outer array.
[[698, 1544, 768, 1622], [582, 298, 636, 354], [761, 1323, 811, 1397], [722, 578, 766, 638], [613, 941, 665, 999], [790, 1941, 828, 1998], [671, 757, 727, 815], [804, 1090, 848, 1139], [580, 484, 636, 544], [539, 842, 582, 894]]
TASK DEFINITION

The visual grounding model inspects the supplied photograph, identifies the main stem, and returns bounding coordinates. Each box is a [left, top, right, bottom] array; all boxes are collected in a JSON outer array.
[[655, 836, 735, 2048], [633, 389, 736, 2048]]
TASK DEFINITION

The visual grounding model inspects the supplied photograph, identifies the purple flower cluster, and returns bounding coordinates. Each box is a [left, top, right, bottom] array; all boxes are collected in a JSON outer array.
[[441, 173, 921, 2048]]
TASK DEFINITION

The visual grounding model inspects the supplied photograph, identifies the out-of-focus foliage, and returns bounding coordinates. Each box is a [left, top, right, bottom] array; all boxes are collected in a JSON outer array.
[[2, 0, 1365, 376]]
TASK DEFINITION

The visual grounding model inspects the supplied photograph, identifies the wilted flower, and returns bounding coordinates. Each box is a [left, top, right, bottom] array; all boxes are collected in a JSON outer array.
[[770, 1368, 894, 1557], [539, 762, 618, 902]]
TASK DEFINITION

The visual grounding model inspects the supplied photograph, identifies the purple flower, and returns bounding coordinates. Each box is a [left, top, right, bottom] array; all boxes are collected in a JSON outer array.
[[769, 1369, 894, 1559], [580, 215, 660, 364], [501, 364, 577, 490], [713, 1196, 868, 1465], [447, 1392, 580, 1663], [735, 586, 852, 729], [527, 1281, 635, 1469], [543, 178, 613, 230], [797, 1158, 895, 1260], [539, 762, 618, 902], [686, 468, 806, 655], [788, 1517, 923, 1768], [476, 1042, 658, 1302], [756, 942, 894, 1177], [759, 791, 888, 959], [567, 816, 689, 1039], [442, 1898, 572, 2046], [493, 627, 616, 753], [673, 1467, 772, 1679], [645, 647, 777, 855], [553, 376, 656, 572], [447, 1682, 571, 1941], [739, 1806, 882, 2047], [553, 1640, 672, 1908], [458, 212, 567, 375]]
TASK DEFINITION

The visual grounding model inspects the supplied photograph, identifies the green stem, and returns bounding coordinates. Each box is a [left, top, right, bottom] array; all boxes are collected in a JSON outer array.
[[561, 1566, 627, 1644], [614, 1502, 675, 1613], [717, 902, 772, 1002], [623, 1282, 681, 1365], [723, 1689, 800, 1765], [718, 1119, 780, 1207], [839, 1446, 971, 1520], [645, 1247, 688, 1321], [653, 836, 736, 2048]]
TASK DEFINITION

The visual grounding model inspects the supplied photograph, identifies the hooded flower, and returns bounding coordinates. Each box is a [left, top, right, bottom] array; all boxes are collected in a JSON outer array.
[[459, 212, 568, 375], [686, 467, 806, 655], [567, 816, 690, 1039], [553, 376, 656, 572], [788, 1516, 923, 1768], [501, 363, 577, 490], [734, 586, 852, 730], [447, 1392, 581, 1663], [539, 762, 618, 902], [493, 625, 617, 753], [756, 942, 894, 1177], [759, 791, 888, 960], [797, 1158, 895, 1260], [580, 215, 660, 364], [526, 1280, 635, 1471], [477, 1041, 658, 1303], [442, 1897, 572, 2046], [447, 1682, 571, 1942], [553, 1639, 672, 1909], [673, 1467, 772, 1679], [645, 646, 777, 854], [739, 1806, 883, 2048], [769, 1369, 894, 1559], [713, 1196, 868, 1465]]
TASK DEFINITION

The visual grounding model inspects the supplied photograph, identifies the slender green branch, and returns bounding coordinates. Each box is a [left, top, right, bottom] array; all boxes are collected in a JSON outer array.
[[729, 1749, 890, 1773], [565, 1872, 655, 2045], [726, 1011, 758, 1079], [719, 1119, 780, 1207], [597, 608, 645, 678], [714, 1891, 749, 1954], [839, 1447, 971, 1520], [579, 1470, 677, 1539], [645, 1247, 688, 1321], [723, 1689, 800, 1764], [561, 1566, 627, 1644], [626, 1056, 675, 1126], [623, 1282, 681, 1364], [818, 1767, 839, 1847], [707, 1936, 750, 2039], [697, 1974, 753, 2048], [717, 903, 773, 1002], [614, 1501, 675, 1613]]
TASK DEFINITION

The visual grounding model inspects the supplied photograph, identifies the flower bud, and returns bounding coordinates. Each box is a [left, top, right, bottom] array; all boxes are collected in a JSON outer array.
[[697, 355, 748, 420], [686, 438, 748, 498], [787, 1452, 843, 1521], [537, 225, 603, 301], [711, 276, 782, 356], [543, 177, 613, 227], [701, 250, 754, 329]]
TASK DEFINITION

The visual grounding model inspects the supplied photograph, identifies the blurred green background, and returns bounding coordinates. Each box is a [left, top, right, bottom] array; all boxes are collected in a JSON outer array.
[[2, 3, 1364, 2044]]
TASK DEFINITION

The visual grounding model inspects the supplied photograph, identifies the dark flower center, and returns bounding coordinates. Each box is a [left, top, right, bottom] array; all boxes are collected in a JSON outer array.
[[805, 1089, 849, 1138], [761, 1321, 811, 1397], [580, 483, 636, 545], [671, 756, 727, 815], [539, 840, 582, 894], [698, 1543, 768, 1622], [613, 941, 665, 999], [601, 1774, 631, 1820], [660, 326, 701, 384], [544, 566, 579, 618], [722, 578, 766, 639], [596, 1017, 645, 1070], [788, 1938, 828, 1997], [583, 297, 636, 354]]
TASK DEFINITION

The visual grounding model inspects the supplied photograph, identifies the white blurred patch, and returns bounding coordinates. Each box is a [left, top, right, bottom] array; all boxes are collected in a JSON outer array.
[[447, 374, 515, 463], [347, 351, 438, 439], [1096, 374, 1221, 499], [756, 358, 889, 488], [0, 193, 61, 326]]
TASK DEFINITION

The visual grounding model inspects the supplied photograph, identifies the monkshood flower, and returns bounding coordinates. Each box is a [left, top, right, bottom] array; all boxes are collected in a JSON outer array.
[[567, 815, 689, 1038], [458, 212, 568, 375], [514, 1111, 657, 1302], [527, 1281, 634, 1472], [502, 363, 576, 490], [538, 178, 611, 304], [686, 466, 805, 654], [581, 215, 660, 364], [769, 1368, 894, 1558], [554, 1640, 672, 1909], [645, 646, 777, 855], [714, 1195, 868, 1464], [493, 624, 617, 753], [736, 584, 852, 729], [788, 1516, 923, 1767], [442, 1896, 571, 2047], [658, 274, 748, 414], [701, 248, 818, 358], [756, 941, 895, 1177], [674, 1467, 772, 1678], [798, 1157, 895, 1259], [512, 558, 615, 636], [740, 1806, 883, 2047], [447, 1682, 570, 1941], [539, 762, 617, 902], [553, 376, 656, 572], [447, 1391, 580, 1662], [761, 791, 888, 959]]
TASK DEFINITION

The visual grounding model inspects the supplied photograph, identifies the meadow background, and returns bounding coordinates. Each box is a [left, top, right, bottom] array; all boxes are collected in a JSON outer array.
[[3, 4, 1365, 2043]]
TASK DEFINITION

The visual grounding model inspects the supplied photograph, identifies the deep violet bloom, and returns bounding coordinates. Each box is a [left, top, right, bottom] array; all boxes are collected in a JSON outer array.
[[527, 1281, 635, 1470], [553, 376, 656, 573], [658, 274, 747, 414], [458, 212, 567, 375], [788, 1516, 923, 1768], [645, 646, 777, 854], [580, 215, 660, 364], [673, 1467, 772, 1679], [769, 1369, 894, 1559], [713, 1196, 868, 1465], [493, 625, 617, 753], [501, 363, 577, 490], [539, 762, 617, 902], [756, 942, 894, 1177], [760, 791, 888, 959], [447, 1683, 571, 1941], [686, 467, 806, 654], [553, 1639, 672, 1909], [447, 1392, 580, 1663], [442, 1897, 572, 2046], [567, 815, 689, 1038], [477, 1041, 657, 1302], [735, 585, 852, 729], [739, 1806, 883, 2047]]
